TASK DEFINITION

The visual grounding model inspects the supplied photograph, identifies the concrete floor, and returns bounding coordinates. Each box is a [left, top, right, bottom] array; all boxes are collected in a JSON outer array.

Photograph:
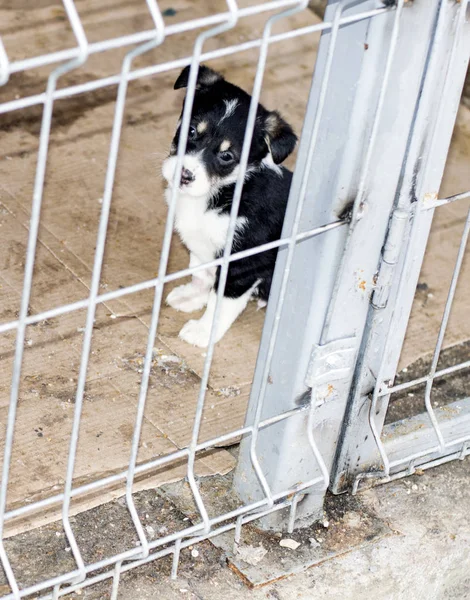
[[60, 458, 469, 600]]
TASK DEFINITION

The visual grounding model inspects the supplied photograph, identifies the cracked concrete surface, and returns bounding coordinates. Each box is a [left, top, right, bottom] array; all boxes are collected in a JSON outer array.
[[114, 460, 470, 600], [26, 458, 466, 600]]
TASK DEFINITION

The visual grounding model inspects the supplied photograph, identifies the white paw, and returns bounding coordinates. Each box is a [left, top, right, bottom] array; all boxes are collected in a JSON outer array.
[[257, 299, 267, 310], [166, 284, 208, 313], [179, 319, 212, 348]]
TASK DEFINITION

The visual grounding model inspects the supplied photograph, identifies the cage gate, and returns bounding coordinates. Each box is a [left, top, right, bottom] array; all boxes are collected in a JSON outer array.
[[330, 0, 470, 493], [0, 0, 469, 598]]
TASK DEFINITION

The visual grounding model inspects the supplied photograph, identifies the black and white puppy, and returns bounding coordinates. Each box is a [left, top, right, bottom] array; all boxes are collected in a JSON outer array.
[[162, 65, 296, 348]]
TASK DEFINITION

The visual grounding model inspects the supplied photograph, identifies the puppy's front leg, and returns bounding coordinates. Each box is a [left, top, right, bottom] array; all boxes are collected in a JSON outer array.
[[179, 287, 253, 348], [166, 253, 215, 313]]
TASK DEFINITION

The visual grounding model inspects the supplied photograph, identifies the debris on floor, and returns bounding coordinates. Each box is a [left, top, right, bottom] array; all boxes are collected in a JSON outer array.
[[235, 544, 267, 566]]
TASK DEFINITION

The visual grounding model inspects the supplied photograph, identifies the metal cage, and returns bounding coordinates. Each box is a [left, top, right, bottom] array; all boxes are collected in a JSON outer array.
[[0, 0, 469, 598]]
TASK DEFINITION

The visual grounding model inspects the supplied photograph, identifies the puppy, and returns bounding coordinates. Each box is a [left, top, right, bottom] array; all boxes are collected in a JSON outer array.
[[162, 65, 297, 348]]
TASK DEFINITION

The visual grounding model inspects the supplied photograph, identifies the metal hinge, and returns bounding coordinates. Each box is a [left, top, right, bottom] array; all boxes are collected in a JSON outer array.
[[305, 336, 357, 389], [371, 208, 408, 309]]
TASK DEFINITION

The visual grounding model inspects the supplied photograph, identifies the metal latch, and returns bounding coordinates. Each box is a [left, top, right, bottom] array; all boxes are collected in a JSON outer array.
[[371, 208, 408, 309], [305, 336, 357, 388]]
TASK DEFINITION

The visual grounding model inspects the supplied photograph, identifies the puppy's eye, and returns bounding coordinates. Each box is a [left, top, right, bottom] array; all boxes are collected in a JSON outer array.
[[219, 151, 234, 164], [188, 126, 197, 140]]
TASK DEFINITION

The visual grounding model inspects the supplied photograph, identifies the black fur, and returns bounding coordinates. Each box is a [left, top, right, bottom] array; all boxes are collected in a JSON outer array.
[[171, 65, 296, 302], [174, 65, 224, 90], [210, 170, 292, 300], [171, 65, 297, 168]]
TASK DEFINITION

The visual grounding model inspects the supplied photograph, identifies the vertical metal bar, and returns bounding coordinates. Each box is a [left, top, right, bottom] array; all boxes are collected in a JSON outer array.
[[124, 0, 239, 545], [110, 561, 123, 600], [60, 0, 165, 569], [187, 0, 310, 530], [459, 442, 470, 460], [246, 0, 338, 511], [178, 2, 242, 532], [422, 210, 470, 450], [333, 0, 470, 490], [364, 0, 469, 479], [234, 0, 410, 529], [406, 459, 417, 476], [287, 494, 301, 533], [0, 2, 89, 595], [115, 1, 166, 558], [295, 5, 353, 504], [0, 36, 9, 86], [233, 516, 243, 553], [170, 539, 182, 580]]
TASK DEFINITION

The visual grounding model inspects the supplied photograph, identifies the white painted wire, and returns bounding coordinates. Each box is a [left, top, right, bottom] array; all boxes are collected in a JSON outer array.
[[0, 2, 402, 599]]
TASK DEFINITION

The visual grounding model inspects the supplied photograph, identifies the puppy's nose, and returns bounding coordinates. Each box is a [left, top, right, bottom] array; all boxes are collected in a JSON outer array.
[[180, 167, 195, 186]]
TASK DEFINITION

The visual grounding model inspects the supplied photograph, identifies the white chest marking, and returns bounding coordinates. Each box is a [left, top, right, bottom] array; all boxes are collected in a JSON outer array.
[[165, 188, 246, 262]]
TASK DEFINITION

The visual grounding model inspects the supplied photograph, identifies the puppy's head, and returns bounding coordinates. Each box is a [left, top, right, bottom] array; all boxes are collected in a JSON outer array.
[[162, 65, 297, 198]]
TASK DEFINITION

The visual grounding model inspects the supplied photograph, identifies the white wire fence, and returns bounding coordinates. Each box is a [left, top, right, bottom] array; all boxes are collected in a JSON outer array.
[[0, 0, 469, 598], [352, 196, 470, 493], [331, 0, 470, 495]]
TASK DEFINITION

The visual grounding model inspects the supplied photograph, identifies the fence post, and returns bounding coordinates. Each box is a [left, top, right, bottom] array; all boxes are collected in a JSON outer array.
[[332, 0, 470, 492], [232, 0, 441, 529]]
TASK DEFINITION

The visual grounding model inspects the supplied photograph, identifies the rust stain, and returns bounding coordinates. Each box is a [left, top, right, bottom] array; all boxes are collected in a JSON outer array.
[[358, 280, 367, 291], [227, 562, 256, 588], [423, 191, 438, 205]]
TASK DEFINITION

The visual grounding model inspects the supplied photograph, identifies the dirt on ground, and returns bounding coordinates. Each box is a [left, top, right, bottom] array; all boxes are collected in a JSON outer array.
[[385, 340, 470, 424], [0, 471, 391, 599]]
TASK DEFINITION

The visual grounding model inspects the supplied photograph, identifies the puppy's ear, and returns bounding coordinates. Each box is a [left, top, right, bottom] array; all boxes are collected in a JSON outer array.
[[174, 65, 224, 91], [265, 111, 297, 164]]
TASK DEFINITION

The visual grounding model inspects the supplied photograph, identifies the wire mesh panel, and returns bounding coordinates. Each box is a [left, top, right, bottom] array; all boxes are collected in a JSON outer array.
[[332, 0, 470, 493], [0, 0, 398, 598], [1, 0, 468, 597], [351, 194, 470, 492]]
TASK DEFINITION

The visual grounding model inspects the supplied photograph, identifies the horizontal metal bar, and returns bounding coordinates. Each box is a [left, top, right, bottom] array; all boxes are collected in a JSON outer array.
[[4, 402, 310, 524], [0, 7, 388, 116], [381, 397, 470, 470], [0, 219, 345, 335], [386, 431, 470, 470], [354, 440, 470, 494], [6, 0, 307, 75], [423, 189, 470, 210], [380, 358, 470, 396]]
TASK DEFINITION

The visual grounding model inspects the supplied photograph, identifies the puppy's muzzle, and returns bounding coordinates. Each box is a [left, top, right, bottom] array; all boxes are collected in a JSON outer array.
[[180, 167, 195, 187]]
